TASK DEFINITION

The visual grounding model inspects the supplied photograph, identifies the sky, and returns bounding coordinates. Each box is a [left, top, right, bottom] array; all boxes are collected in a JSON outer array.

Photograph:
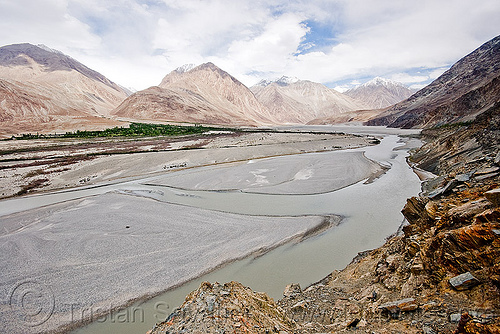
[[1, 0, 500, 91]]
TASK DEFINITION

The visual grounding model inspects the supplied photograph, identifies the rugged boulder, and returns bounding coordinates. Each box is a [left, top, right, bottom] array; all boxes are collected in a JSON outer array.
[[149, 281, 296, 334]]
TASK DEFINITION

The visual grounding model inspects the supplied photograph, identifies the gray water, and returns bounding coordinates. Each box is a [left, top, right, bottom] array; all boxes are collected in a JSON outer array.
[[70, 134, 422, 334]]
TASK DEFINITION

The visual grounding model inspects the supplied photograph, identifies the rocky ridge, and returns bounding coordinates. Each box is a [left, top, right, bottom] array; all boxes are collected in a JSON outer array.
[[367, 35, 500, 128], [149, 106, 500, 333]]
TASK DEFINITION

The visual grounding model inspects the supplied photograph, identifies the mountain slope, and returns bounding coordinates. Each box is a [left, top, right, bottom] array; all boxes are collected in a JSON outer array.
[[112, 63, 274, 126], [345, 77, 414, 109], [0, 78, 121, 135], [0, 43, 128, 135], [251, 77, 367, 124], [367, 35, 500, 128]]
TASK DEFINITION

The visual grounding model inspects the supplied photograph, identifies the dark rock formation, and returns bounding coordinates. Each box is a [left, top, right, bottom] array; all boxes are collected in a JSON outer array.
[[367, 35, 500, 128], [449, 272, 480, 290]]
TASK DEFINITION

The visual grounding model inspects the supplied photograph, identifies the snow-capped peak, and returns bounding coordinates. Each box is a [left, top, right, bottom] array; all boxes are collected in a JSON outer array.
[[37, 44, 64, 55], [255, 76, 300, 88], [255, 79, 273, 87], [175, 64, 197, 73], [275, 76, 300, 86], [362, 77, 406, 88]]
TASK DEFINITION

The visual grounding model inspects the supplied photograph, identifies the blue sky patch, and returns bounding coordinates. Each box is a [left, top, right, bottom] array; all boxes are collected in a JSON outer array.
[[298, 20, 340, 54]]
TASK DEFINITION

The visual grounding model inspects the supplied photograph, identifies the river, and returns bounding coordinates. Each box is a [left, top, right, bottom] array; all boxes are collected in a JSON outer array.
[[70, 130, 422, 334], [0, 126, 421, 334]]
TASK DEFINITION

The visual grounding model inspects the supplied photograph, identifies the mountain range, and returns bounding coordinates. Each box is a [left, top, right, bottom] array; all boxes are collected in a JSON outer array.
[[112, 62, 274, 126], [250, 77, 367, 124], [113, 69, 415, 126], [344, 77, 414, 109], [1, 34, 499, 135], [0, 43, 129, 135]]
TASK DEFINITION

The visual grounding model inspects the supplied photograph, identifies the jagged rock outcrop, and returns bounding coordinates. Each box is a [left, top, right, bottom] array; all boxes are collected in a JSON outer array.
[[367, 35, 500, 128], [0, 43, 128, 136], [113, 63, 275, 126], [149, 281, 296, 334], [410, 102, 500, 176]]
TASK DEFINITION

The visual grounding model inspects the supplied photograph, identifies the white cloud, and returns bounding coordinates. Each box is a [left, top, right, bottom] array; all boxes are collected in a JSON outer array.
[[0, 0, 100, 51], [428, 67, 449, 80], [410, 83, 428, 90], [223, 13, 309, 74], [1, 0, 500, 90], [389, 73, 428, 84], [266, 0, 500, 89]]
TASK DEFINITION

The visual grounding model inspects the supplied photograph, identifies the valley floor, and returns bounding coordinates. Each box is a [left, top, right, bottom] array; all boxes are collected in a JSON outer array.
[[0, 130, 374, 199], [1, 127, 408, 334]]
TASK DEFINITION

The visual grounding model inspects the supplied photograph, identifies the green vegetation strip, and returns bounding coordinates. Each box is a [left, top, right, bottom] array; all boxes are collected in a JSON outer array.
[[9, 123, 238, 140]]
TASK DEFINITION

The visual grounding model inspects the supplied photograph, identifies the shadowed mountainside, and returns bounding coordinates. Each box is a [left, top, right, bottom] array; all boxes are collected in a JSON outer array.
[[367, 35, 500, 128]]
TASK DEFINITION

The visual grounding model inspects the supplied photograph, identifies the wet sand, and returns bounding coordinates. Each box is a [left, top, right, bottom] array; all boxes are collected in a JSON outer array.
[[0, 192, 331, 334]]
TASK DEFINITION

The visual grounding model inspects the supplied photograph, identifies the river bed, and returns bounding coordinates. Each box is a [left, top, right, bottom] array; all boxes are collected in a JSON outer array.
[[72, 133, 422, 334], [0, 126, 422, 334]]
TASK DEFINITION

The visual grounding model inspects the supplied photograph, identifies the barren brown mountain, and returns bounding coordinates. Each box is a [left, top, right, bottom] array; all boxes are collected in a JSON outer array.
[[112, 63, 275, 126], [251, 77, 367, 124], [0, 43, 129, 136], [345, 77, 414, 110]]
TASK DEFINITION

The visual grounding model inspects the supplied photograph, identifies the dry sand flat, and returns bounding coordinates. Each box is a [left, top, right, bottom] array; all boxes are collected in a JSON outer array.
[[147, 150, 382, 194], [0, 191, 327, 334], [0, 131, 372, 198], [46, 133, 372, 192]]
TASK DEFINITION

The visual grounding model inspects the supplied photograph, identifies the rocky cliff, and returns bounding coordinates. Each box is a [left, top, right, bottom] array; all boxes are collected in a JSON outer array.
[[149, 106, 500, 333]]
